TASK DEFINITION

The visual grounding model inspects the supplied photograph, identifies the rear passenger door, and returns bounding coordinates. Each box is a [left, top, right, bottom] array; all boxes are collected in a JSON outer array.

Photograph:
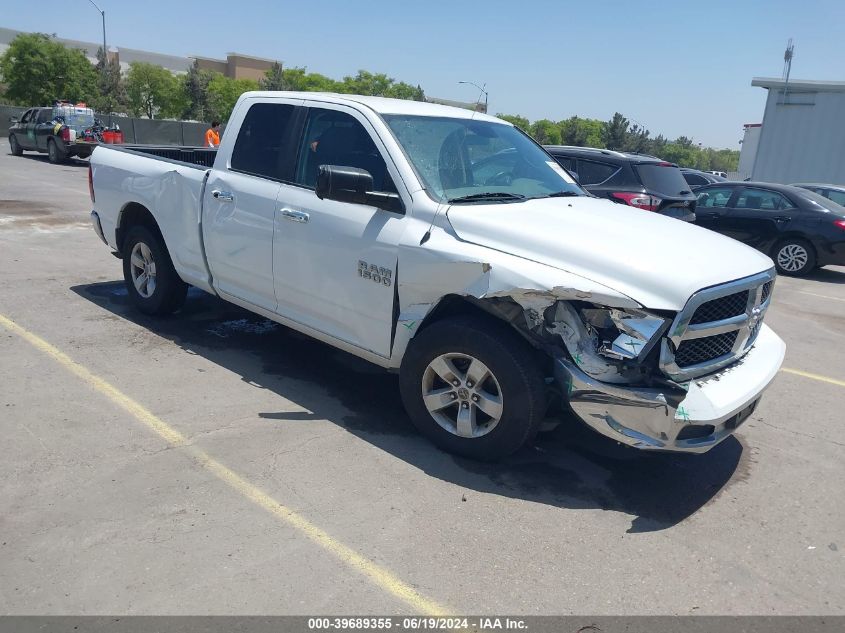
[[272, 104, 408, 358], [695, 186, 737, 233], [719, 187, 797, 250], [202, 98, 304, 312]]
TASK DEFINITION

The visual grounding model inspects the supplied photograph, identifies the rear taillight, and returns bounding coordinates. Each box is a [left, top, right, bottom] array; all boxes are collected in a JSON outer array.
[[60, 126, 71, 142], [834, 219, 845, 230], [610, 192, 662, 211], [88, 165, 95, 203]]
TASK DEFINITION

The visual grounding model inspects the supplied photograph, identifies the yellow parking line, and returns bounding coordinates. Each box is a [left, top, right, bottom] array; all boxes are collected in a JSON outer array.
[[0, 313, 449, 616], [781, 367, 845, 388], [796, 290, 845, 303]]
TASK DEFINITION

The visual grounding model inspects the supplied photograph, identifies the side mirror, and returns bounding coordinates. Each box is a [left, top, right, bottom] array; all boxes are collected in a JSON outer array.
[[9, 117, 18, 124], [316, 165, 404, 213]]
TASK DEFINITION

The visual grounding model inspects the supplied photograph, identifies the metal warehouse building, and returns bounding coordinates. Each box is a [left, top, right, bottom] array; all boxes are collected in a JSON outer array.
[[744, 77, 845, 184]]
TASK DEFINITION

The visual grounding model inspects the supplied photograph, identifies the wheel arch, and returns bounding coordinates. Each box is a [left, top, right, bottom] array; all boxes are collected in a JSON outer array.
[[116, 202, 166, 255], [770, 233, 817, 259]]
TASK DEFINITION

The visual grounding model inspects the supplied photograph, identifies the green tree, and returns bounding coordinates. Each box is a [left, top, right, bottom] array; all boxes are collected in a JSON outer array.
[[207, 74, 259, 121], [125, 62, 184, 119], [602, 112, 629, 150], [182, 60, 215, 120], [530, 119, 561, 145], [622, 123, 651, 153], [90, 47, 126, 113], [495, 113, 530, 131], [0, 33, 97, 105], [260, 62, 287, 91], [385, 82, 425, 101]]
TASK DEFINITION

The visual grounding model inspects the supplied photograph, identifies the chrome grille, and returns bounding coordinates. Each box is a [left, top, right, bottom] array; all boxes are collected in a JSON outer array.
[[688, 290, 749, 325], [675, 331, 739, 367], [660, 270, 776, 380]]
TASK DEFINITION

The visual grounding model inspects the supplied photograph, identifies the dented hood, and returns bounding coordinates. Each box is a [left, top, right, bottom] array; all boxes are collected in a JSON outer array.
[[446, 196, 774, 311]]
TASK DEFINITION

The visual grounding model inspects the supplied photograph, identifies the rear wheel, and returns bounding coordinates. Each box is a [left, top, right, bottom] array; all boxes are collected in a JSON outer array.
[[399, 316, 547, 461], [122, 226, 187, 315], [774, 238, 815, 276], [47, 139, 66, 164], [9, 134, 23, 156]]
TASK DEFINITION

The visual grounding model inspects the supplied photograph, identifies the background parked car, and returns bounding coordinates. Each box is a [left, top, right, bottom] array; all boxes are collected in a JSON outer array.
[[544, 146, 696, 221], [694, 181, 845, 276], [792, 183, 845, 207], [680, 167, 727, 189], [8, 103, 99, 163]]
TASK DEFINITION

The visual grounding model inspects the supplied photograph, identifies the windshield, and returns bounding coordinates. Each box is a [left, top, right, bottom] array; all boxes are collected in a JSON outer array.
[[800, 188, 845, 213], [382, 115, 583, 203], [634, 162, 693, 197]]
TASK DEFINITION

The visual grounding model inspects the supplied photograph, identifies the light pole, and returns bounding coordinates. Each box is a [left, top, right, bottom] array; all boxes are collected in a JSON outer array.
[[458, 80, 488, 113], [86, 0, 107, 80]]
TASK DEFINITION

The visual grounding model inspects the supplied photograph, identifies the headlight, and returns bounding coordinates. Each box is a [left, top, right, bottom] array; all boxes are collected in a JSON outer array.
[[580, 307, 668, 362]]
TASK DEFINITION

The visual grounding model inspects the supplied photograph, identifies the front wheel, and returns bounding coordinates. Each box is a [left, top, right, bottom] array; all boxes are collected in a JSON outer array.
[[9, 134, 23, 156], [399, 316, 547, 461], [774, 238, 815, 276], [122, 226, 187, 315]]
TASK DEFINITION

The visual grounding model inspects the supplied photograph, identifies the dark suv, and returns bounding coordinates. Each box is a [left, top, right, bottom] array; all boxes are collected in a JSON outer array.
[[544, 146, 697, 221]]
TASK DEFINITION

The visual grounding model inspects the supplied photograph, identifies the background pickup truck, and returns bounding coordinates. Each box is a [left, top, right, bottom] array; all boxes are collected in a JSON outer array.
[[90, 91, 786, 460]]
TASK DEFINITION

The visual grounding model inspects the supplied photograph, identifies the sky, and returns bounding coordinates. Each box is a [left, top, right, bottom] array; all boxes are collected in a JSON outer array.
[[4, 0, 844, 148]]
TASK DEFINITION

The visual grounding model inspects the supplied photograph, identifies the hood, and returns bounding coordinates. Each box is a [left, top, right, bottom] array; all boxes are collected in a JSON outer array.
[[446, 196, 774, 311]]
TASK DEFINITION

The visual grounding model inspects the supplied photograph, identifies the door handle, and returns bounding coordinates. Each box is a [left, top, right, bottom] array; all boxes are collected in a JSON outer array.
[[774, 215, 792, 223], [212, 190, 234, 202], [281, 209, 309, 223]]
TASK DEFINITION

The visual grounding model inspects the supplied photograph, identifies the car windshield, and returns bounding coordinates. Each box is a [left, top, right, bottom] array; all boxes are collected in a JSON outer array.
[[382, 115, 583, 203], [800, 188, 845, 213], [634, 162, 692, 196]]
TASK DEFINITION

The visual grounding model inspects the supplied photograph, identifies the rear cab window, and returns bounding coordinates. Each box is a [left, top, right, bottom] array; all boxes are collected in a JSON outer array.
[[230, 102, 297, 181], [634, 162, 691, 196]]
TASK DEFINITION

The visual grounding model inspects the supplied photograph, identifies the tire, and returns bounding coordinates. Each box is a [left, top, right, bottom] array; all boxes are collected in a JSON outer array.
[[122, 226, 187, 315], [9, 134, 23, 156], [773, 238, 816, 276], [399, 316, 547, 461], [47, 138, 66, 164]]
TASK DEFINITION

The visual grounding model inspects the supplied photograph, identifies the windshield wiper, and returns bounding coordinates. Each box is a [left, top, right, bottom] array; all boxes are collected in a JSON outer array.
[[447, 192, 526, 203], [541, 191, 580, 198]]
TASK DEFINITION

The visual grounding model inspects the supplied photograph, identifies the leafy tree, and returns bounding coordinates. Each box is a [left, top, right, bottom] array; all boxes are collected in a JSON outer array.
[[125, 62, 184, 119], [602, 112, 629, 150], [530, 119, 561, 145], [207, 74, 260, 121], [182, 60, 215, 120], [90, 47, 126, 113], [495, 113, 530, 131], [260, 62, 287, 91], [0, 33, 97, 105], [385, 82, 425, 101], [622, 123, 651, 153]]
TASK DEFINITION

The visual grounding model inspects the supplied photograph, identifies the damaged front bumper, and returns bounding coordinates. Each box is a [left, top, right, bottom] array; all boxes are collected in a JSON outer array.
[[554, 324, 786, 453]]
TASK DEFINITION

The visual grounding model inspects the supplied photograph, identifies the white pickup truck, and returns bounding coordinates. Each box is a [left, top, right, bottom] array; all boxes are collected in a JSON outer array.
[[89, 91, 785, 460]]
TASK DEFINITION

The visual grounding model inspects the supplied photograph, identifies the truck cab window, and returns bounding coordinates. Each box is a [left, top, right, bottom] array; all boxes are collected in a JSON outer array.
[[230, 103, 295, 181], [296, 108, 396, 193]]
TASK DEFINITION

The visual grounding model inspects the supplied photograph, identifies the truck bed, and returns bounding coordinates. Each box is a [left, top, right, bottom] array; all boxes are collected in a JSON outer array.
[[103, 144, 217, 169]]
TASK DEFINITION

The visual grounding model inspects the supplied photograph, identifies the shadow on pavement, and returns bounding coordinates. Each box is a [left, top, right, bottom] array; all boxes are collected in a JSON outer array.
[[72, 281, 746, 533], [10, 150, 89, 167], [802, 266, 845, 285]]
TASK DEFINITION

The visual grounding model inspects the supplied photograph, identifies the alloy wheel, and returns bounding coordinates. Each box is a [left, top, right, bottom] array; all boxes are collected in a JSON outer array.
[[421, 353, 504, 438], [130, 241, 157, 298]]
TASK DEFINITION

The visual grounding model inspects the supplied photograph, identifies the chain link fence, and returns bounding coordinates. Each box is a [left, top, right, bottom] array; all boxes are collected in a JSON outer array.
[[1, 105, 213, 146]]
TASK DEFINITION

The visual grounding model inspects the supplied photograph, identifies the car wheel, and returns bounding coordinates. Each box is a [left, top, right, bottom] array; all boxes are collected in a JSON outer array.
[[774, 238, 816, 276], [399, 316, 547, 461], [9, 134, 23, 156], [122, 226, 188, 315], [47, 139, 66, 164]]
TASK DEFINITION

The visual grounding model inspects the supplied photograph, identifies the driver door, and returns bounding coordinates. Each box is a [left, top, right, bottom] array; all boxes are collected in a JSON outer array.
[[273, 104, 407, 358]]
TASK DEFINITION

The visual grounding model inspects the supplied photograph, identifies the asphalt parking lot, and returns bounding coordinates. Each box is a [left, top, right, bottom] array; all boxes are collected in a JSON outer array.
[[1, 137, 843, 616]]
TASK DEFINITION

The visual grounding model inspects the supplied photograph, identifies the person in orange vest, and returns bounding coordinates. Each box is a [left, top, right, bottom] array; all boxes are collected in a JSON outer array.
[[204, 121, 221, 148]]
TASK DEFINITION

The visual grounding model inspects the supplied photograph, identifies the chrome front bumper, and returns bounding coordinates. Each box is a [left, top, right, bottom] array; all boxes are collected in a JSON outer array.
[[555, 324, 786, 453]]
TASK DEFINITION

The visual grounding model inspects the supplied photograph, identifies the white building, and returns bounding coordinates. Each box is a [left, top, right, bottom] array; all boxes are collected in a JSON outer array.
[[746, 77, 845, 184]]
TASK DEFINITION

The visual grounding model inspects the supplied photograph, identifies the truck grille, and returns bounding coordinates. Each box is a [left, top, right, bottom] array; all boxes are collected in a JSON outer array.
[[660, 270, 776, 380], [688, 290, 749, 324], [675, 331, 739, 367]]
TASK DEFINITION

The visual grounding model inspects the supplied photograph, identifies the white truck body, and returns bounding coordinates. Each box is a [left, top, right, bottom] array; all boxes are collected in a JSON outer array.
[[90, 91, 785, 458]]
